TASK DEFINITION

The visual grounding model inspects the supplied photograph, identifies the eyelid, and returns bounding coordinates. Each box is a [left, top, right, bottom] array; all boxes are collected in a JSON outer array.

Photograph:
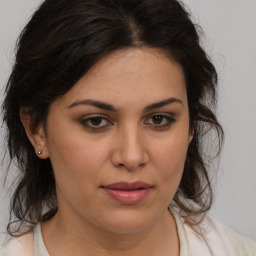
[[80, 113, 113, 122], [79, 112, 176, 132], [81, 113, 110, 119], [144, 113, 176, 127], [144, 112, 175, 120], [80, 114, 113, 129]]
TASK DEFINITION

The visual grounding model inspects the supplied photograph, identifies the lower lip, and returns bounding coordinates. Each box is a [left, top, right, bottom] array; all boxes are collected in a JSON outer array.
[[102, 188, 152, 204]]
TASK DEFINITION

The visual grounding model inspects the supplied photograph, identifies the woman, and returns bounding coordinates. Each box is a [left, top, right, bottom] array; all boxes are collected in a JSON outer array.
[[1, 0, 255, 255]]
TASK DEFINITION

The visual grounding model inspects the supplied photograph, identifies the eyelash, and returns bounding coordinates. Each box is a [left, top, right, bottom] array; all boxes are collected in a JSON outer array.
[[80, 114, 175, 131], [144, 114, 175, 129], [80, 115, 112, 131]]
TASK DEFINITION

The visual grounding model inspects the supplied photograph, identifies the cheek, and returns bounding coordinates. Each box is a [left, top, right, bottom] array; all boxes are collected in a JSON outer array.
[[151, 134, 189, 183], [47, 139, 109, 206], [151, 135, 189, 205], [45, 126, 110, 190]]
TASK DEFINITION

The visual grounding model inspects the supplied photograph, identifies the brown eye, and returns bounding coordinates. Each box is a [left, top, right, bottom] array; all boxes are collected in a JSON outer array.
[[145, 114, 175, 128], [90, 117, 103, 126], [81, 116, 112, 130], [152, 115, 164, 125]]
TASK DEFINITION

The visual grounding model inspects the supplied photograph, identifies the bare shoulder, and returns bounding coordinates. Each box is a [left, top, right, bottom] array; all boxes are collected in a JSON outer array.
[[0, 232, 33, 256]]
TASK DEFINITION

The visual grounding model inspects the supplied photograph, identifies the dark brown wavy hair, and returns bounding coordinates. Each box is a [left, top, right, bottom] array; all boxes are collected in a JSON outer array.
[[2, 0, 223, 236]]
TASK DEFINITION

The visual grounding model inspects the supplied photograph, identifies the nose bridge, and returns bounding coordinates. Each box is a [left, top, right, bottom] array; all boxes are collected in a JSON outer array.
[[123, 124, 142, 154], [111, 123, 148, 170]]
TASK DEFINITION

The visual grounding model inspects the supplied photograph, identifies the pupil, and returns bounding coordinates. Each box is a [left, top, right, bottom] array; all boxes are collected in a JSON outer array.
[[153, 115, 163, 124], [91, 117, 102, 126]]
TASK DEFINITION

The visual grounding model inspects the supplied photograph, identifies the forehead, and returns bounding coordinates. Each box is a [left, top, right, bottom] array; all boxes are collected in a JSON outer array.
[[55, 47, 187, 109]]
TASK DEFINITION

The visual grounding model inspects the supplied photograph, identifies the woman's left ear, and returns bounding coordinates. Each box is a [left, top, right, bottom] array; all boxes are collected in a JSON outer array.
[[188, 127, 194, 144], [20, 109, 49, 159]]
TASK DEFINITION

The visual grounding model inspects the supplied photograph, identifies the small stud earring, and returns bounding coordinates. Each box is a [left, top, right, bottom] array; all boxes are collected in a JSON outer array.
[[38, 150, 43, 155]]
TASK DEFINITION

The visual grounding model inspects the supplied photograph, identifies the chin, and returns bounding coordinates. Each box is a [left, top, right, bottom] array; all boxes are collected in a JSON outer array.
[[94, 207, 162, 234]]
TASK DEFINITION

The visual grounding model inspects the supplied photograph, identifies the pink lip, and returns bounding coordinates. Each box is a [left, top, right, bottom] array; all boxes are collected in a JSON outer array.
[[102, 181, 153, 204]]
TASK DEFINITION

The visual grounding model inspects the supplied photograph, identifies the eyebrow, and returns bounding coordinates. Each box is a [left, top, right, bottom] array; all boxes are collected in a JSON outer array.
[[143, 98, 183, 112], [68, 97, 183, 112], [68, 99, 118, 112]]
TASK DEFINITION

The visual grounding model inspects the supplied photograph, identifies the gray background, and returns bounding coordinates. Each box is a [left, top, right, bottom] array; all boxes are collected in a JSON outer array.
[[0, 0, 256, 243]]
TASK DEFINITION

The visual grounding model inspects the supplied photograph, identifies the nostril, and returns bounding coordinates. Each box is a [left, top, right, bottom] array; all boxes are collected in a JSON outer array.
[[111, 145, 149, 171]]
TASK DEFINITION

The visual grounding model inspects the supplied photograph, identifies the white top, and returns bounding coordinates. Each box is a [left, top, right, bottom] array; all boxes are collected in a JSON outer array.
[[1, 207, 256, 256]]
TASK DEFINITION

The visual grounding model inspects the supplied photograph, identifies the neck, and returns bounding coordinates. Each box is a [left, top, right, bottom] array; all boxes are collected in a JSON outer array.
[[41, 208, 179, 256]]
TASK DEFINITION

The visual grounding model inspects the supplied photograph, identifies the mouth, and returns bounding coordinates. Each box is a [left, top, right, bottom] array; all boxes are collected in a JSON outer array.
[[101, 181, 153, 204], [102, 181, 153, 190]]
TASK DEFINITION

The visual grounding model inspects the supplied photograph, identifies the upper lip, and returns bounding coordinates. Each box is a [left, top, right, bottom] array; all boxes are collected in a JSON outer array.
[[102, 181, 152, 190]]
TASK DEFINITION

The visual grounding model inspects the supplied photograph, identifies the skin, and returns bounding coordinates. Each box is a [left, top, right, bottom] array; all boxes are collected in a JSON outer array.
[[22, 47, 193, 256]]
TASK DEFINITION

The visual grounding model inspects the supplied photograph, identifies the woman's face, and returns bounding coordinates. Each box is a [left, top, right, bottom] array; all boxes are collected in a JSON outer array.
[[40, 47, 192, 233]]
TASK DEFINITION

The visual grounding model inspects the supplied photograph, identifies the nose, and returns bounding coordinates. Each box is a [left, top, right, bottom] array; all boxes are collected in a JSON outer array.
[[111, 126, 149, 171]]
